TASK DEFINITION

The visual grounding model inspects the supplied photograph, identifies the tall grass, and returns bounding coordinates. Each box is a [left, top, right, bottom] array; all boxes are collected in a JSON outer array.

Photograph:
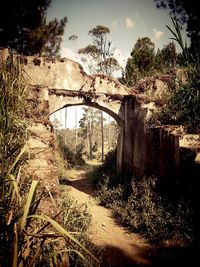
[[92, 150, 194, 247], [0, 55, 27, 179], [0, 54, 28, 265], [0, 54, 100, 266]]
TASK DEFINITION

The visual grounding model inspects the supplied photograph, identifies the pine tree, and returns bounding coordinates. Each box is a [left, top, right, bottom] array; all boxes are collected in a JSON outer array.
[[125, 37, 155, 86], [78, 25, 121, 161], [0, 0, 67, 56]]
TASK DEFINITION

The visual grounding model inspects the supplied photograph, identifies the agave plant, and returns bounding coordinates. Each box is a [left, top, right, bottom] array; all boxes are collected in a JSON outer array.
[[149, 17, 200, 133]]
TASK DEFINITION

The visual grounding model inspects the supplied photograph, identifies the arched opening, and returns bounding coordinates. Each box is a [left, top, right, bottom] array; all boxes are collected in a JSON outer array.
[[50, 104, 120, 168]]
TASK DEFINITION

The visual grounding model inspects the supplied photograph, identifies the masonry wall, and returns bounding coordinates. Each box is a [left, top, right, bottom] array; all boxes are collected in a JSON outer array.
[[25, 85, 61, 215], [117, 96, 180, 189]]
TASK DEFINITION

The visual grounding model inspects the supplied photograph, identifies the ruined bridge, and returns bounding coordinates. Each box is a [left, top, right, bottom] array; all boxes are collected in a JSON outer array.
[[2, 49, 198, 195], [24, 55, 131, 126]]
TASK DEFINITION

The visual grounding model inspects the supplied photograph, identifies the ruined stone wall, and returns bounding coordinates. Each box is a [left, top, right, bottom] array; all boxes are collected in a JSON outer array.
[[117, 95, 200, 195], [25, 85, 60, 214], [1, 48, 199, 196], [118, 96, 179, 187]]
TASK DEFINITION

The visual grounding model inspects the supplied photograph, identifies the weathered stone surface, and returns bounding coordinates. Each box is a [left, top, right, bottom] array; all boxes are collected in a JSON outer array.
[[1, 48, 199, 196]]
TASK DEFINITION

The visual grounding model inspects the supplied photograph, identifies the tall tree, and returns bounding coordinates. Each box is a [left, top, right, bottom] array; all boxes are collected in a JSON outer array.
[[155, 42, 177, 70], [78, 25, 120, 161], [79, 107, 94, 160], [154, 0, 200, 56], [125, 37, 155, 86], [78, 25, 120, 75], [0, 0, 67, 56]]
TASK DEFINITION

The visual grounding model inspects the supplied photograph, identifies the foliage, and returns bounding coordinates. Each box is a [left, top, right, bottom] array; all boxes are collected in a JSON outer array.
[[56, 129, 85, 167], [1, 174, 99, 266], [113, 177, 193, 246], [61, 194, 101, 267], [79, 107, 118, 161], [0, 55, 99, 266], [0, 54, 28, 205], [79, 107, 97, 160], [78, 25, 120, 163], [166, 15, 191, 63], [148, 17, 200, 133], [121, 35, 179, 87], [89, 147, 194, 246], [124, 37, 156, 86], [78, 25, 121, 75], [95, 172, 194, 246], [155, 42, 177, 70], [0, 0, 67, 56], [154, 0, 200, 57], [89, 148, 122, 187]]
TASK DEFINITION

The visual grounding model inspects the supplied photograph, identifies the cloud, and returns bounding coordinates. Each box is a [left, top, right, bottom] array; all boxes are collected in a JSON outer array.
[[114, 49, 129, 69], [125, 17, 135, 29], [111, 20, 118, 29], [61, 47, 92, 74], [60, 47, 79, 61], [135, 11, 141, 21], [153, 28, 164, 40]]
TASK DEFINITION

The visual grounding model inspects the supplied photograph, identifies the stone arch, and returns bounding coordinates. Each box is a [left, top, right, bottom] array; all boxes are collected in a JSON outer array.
[[48, 90, 124, 126], [1, 49, 198, 205]]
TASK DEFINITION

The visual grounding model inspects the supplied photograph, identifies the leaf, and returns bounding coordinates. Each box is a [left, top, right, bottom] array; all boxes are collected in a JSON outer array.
[[20, 180, 38, 233], [29, 214, 100, 264], [7, 145, 27, 176], [11, 223, 18, 267]]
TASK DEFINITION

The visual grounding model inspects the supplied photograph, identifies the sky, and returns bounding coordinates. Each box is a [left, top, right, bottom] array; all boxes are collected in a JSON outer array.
[[47, 0, 187, 128]]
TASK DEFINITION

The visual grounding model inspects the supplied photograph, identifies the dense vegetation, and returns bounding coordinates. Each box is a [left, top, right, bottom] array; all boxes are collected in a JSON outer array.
[[154, 0, 200, 56], [0, 55, 99, 267], [1, 0, 199, 265], [0, 0, 67, 56], [52, 109, 119, 167], [90, 150, 194, 247], [147, 17, 200, 133]]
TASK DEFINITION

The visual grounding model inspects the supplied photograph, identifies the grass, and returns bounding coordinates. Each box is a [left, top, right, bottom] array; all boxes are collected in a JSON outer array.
[[88, 150, 194, 248], [54, 139, 102, 266], [0, 54, 100, 267], [59, 171, 102, 267]]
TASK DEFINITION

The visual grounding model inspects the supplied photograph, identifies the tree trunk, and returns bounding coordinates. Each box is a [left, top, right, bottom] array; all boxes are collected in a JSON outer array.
[[64, 107, 67, 144], [101, 111, 104, 162], [75, 106, 77, 154]]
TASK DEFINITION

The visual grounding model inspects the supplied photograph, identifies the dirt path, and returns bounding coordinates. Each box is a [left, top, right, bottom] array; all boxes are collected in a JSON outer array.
[[66, 169, 152, 267], [64, 168, 195, 267]]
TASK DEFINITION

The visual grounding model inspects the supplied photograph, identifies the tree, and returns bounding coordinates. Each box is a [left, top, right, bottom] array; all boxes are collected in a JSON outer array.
[[79, 107, 94, 160], [78, 25, 120, 75], [124, 37, 155, 86], [78, 25, 121, 161], [154, 0, 200, 57], [0, 0, 67, 56], [155, 42, 177, 70]]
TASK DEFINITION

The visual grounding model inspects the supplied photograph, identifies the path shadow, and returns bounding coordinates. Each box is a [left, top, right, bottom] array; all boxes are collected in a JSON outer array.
[[100, 243, 196, 267], [68, 177, 97, 197]]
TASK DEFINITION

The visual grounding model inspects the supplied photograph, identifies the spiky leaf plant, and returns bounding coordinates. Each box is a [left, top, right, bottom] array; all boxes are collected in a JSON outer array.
[[149, 17, 200, 133], [0, 54, 100, 266]]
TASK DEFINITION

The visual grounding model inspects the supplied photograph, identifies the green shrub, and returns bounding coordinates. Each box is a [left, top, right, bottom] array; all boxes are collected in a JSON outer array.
[[113, 176, 193, 246], [61, 195, 101, 267], [0, 54, 99, 267], [96, 178, 125, 208], [0, 55, 28, 265], [56, 132, 85, 167], [149, 64, 200, 133], [90, 148, 123, 188], [149, 17, 200, 133], [96, 173, 194, 246]]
